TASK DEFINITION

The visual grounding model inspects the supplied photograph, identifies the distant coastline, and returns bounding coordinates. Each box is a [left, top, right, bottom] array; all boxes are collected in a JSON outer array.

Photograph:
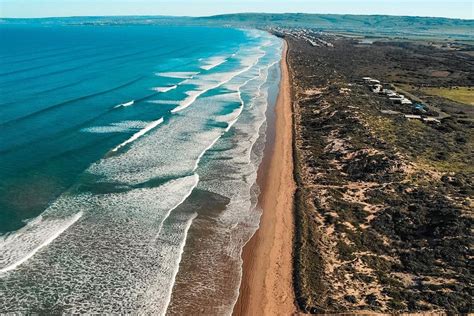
[[2, 14, 473, 42]]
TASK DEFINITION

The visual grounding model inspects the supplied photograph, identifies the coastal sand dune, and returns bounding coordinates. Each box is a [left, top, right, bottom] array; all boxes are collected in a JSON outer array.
[[234, 41, 296, 316]]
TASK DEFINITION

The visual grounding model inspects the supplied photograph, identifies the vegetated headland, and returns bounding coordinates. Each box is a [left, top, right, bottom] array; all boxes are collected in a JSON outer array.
[[277, 27, 473, 313]]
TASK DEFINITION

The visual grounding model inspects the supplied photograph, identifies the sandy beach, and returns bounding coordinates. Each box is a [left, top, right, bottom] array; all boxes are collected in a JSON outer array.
[[233, 40, 296, 316]]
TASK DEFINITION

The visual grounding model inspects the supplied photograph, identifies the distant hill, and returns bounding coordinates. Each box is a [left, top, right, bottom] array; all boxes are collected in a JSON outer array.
[[198, 13, 474, 40], [2, 13, 473, 41]]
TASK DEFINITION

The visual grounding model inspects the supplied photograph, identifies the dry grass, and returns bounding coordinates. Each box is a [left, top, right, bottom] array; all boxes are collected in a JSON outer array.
[[421, 86, 474, 105]]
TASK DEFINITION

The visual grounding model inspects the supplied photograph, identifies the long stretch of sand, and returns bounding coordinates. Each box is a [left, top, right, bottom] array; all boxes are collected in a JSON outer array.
[[233, 41, 296, 315]]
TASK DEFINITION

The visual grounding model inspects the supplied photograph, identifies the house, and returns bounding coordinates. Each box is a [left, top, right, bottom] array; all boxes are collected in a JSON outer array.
[[371, 84, 383, 93], [382, 89, 397, 96], [389, 97, 404, 103], [381, 110, 399, 115], [423, 117, 441, 124], [391, 97, 412, 105], [405, 114, 422, 120]]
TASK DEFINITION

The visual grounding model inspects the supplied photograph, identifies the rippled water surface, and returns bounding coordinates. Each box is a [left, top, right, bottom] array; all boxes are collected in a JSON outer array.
[[0, 24, 281, 314]]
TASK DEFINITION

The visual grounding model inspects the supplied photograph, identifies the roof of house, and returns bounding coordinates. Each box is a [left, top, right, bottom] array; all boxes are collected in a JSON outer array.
[[405, 114, 422, 119], [423, 117, 441, 122]]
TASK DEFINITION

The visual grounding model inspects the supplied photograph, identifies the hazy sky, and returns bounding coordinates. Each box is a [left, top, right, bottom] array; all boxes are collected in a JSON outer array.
[[1, 0, 473, 19]]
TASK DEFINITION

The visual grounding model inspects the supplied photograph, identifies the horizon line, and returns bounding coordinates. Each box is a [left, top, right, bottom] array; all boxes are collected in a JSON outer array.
[[1, 12, 473, 21]]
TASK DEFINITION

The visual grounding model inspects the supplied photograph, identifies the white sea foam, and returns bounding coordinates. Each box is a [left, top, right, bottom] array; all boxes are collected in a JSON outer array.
[[0, 175, 200, 312], [171, 90, 202, 113], [151, 85, 178, 93], [82, 120, 149, 133], [112, 117, 164, 152], [114, 100, 134, 108], [171, 51, 265, 114], [142, 211, 198, 315], [155, 72, 198, 79], [88, 41, 270, 186], [0, 211, 83, 275], [164, 34, 284, 315], [147, 100, 181, 105], [199, 56, 227, 71], [154, 174, 199, 238]]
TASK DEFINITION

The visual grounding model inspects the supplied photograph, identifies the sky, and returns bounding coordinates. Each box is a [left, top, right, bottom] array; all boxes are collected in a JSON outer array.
[[1, 0, 473, 19]]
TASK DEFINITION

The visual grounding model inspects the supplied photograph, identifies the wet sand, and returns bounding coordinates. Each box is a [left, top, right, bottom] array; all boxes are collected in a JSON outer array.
[[233, 40, 296, 315]]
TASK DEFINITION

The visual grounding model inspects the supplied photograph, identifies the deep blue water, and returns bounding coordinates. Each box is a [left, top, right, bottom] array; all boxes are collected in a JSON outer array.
[[0, 24, 282, 313], [0, 25, 246, 232]]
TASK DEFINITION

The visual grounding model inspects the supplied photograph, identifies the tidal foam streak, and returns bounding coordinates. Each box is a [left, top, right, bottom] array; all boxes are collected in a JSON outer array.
[[199, 56, 228, 71], [0, 212, 83, 274], [151, 85, 178, 93], [112, 117, 164, 152], [82, 120, 149, 133], [155, 72, 198, 79], [0, 175, 199, 313], [114, 100, 134, 108]]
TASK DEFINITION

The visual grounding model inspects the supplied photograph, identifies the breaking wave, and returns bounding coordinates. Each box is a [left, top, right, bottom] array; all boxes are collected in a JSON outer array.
[[112, 118, 164, 152], [151, 85, 178, 93], [114, 100, 135, 108], [199, 56, 228, 71]]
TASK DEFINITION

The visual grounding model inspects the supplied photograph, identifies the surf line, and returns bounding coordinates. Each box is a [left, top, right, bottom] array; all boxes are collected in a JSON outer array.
[[152, 85, 178, 93], [199, 56, 228, 71], [152, 174, 200, 243], [171, 51, 266, 114], [0, 212, 83, 275], [114, 100, 135, 108], [161, 211, 198, 316], [152, 70, 200, 94], [112, 117, 164, 152]]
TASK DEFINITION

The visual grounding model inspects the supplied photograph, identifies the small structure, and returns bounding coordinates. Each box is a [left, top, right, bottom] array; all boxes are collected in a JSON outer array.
[[413, 103, 427, 112], [389, 97, 404, 102], [371, 84, 383, 93], [362, 77, 381, 84], [405, 114, 422, 120], [381, 110, 400, 115], [382, 89, 399, 97], [423, 117, 441, 124], [389, 95, 412, 105]]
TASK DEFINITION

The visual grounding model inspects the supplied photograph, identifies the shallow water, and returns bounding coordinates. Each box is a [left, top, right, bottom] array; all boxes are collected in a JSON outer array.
[[0, 24, 282, 314]]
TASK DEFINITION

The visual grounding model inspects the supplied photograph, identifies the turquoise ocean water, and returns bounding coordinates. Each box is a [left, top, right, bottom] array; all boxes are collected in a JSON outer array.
[[0, 24, 282, 313]]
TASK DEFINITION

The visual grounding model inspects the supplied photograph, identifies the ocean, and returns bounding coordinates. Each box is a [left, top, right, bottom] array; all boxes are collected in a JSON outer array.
[[0, 24, 282, 313]]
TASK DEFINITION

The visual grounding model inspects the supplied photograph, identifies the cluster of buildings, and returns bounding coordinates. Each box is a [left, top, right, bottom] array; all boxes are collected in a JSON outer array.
[[362, 77, 412, 105], [362, 77, 441, 124], [272, 27, 334, 47]]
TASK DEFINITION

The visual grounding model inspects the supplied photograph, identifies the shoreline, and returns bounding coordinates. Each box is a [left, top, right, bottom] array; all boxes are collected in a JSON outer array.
[[233, 40, 296, 316]]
